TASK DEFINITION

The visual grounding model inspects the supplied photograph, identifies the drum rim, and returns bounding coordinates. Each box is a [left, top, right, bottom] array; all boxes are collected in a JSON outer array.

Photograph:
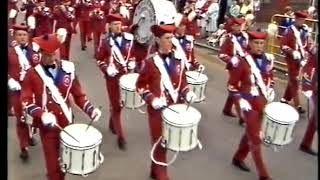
[[60, 139, 102, 149], [119, 73, 139, 91], [162, 118, 200, 127], [264, 113, 298, 125]]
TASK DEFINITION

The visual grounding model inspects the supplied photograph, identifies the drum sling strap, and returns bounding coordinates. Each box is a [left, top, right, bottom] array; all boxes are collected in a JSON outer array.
[[291, 25, 307, 60], [231, 36, 268, 99], [34, 64, 73, 123], [109, 37, 133, 67]]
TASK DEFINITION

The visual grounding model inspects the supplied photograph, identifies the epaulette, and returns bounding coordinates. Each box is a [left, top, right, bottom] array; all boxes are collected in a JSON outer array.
[[185, 35, 194, 42], [61, 60, 75, 74], [123, 32, 134, 41]]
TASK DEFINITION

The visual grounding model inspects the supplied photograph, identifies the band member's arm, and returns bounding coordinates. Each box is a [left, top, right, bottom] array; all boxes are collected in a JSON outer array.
[[70, 75, 97, 117], [218, 38, 233, 63], [21, 71, 44, 120], [179, 67, 191, 98], [96, 40, 111, 74], [136, 60, 156, 105], [227, 57, 243, 102], [8, 49, 21, 82]]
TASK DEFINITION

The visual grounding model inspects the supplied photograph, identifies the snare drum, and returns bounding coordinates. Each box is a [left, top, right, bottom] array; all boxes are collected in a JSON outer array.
[[119, 73, 145, 109], [262, 102, 299, 146], [161, 104, 201, 151], [60, 124, 104, 176], [186, 71, 208, 103]]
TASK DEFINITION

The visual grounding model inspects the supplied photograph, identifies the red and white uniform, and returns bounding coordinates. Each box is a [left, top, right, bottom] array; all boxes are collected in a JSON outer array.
[[229, 31, 273, 180], [75, 0, 94, 48], [280, 11, 313, 105], [8, 25, 41, 152], [30, 5, 54, 37], [89, 2, 106, 56], [96, 14, 135, 144], [53, 3, 76, 59], [21, 34, 99, 180], [300, 44, 317, 150]]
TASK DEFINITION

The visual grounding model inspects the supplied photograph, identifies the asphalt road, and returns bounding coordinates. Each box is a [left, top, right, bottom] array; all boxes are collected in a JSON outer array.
[[8, 6, 317, 180]]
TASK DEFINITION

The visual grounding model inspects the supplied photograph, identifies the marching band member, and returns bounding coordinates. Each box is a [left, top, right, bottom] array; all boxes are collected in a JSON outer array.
[[21, 33, 101, 180], [75, 0, 94, 50], [8, 0, 19, 29], [299, 44, 318, 156], [8, 24, 40, 161], [136, 24, 197, 180], [183, 0, 201, 37], [175, 17, 205, 71], [53, 0, 76, 60], [219, 18, 248, 122], [280, 11, 312, 114], [29, 0, 54, 37], [230, 31, 275, 180], [96, 14, 136, 151], [90, 0, 107, 57]]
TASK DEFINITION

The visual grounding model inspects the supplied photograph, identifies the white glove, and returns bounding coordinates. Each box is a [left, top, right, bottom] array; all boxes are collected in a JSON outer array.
[[230, 56, 240, 67], [41, 112, 57, 127], [9, 28, 14, 36], [106, 66, 119, 77], [8, 78, 21, 91], [151, 98, 167, 110], [127, 61, 136, 70], [186, 91, 197, 103], [292, 50, 301, 60], [303, 90, 313, 98], [266, 88, 275, 103], [300, 60, 307, 67], [90, 108, 101, 122], [198, 64, 205, 72], [239, 98, 252, 111]]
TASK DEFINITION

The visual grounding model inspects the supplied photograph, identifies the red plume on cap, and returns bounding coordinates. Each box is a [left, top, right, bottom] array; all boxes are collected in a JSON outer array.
[[231, 18, 245, 25], [106, 14, 123, 23], [33, 34, 61, 54], [151, 24, 176, 38], [247, 31, 268, 40], [294, 10, 309, 19], [12, 24, 28, 32]]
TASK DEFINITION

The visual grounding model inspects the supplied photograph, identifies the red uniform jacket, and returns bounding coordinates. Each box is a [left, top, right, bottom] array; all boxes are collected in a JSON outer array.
[[21, 60, 95, 129], [8, 1, 19, 27], [76, 3, 94, 21], [136, 51, 190, 105], [219, 32, 249, 66], [53, 5, 76, 33], [96, 32, 135, 76], [302, 48, 317, 94], [33, 6, 54, 36], [8, 43, 41, 83], [227, 53, 274, 101], [281, 24, 311, 77], [176, 35, 201, 70], [89, 8, 106, 33]]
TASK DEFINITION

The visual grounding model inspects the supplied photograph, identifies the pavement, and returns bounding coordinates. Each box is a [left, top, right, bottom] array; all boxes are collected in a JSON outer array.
[[8, 4, 317, 180]]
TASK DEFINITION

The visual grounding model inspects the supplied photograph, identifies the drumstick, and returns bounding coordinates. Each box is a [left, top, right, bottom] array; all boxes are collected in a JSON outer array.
[[55, 123, 80, 143], [86, 106, 102, 131], [164, 106, 179, 114], [186, 97, 193, 111], [186, 74, 197, 81]]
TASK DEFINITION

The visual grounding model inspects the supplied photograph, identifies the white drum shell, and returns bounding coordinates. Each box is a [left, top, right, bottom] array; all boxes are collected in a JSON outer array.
[[186, 71, 208, 103], [262, 102, 299, 146], [120, 73, 145, 109], [60, 124, 103, 175], [161, 104, 201, 151]]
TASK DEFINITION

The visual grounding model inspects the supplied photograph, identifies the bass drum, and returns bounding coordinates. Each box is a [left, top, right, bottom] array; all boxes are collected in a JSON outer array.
[[132, 0, 177, 44]]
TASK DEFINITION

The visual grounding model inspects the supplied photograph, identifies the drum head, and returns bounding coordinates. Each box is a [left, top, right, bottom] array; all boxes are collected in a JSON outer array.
[[60, 124, 102, 148], [119, 73, 139, 91], [186, 71, 208, 84], [162, 104, 201, 127], [132, 0, 177, 44], [264, 102, 299, 124]]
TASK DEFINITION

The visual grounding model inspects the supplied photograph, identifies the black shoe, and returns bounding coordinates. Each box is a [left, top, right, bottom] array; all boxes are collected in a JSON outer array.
[[300, 145, 318, 156], [259, 177, 273, 180], [29, 137, 37, 146], [117, 138, 127, 151], [19, 148, 29, 161], [81, 46, 87, 51], [297, 106, 306, 114], [223, 110, 237, 117], [280, 98, 288, 104], [239, 119, 245, 127], [232, 159, 250, 172]]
